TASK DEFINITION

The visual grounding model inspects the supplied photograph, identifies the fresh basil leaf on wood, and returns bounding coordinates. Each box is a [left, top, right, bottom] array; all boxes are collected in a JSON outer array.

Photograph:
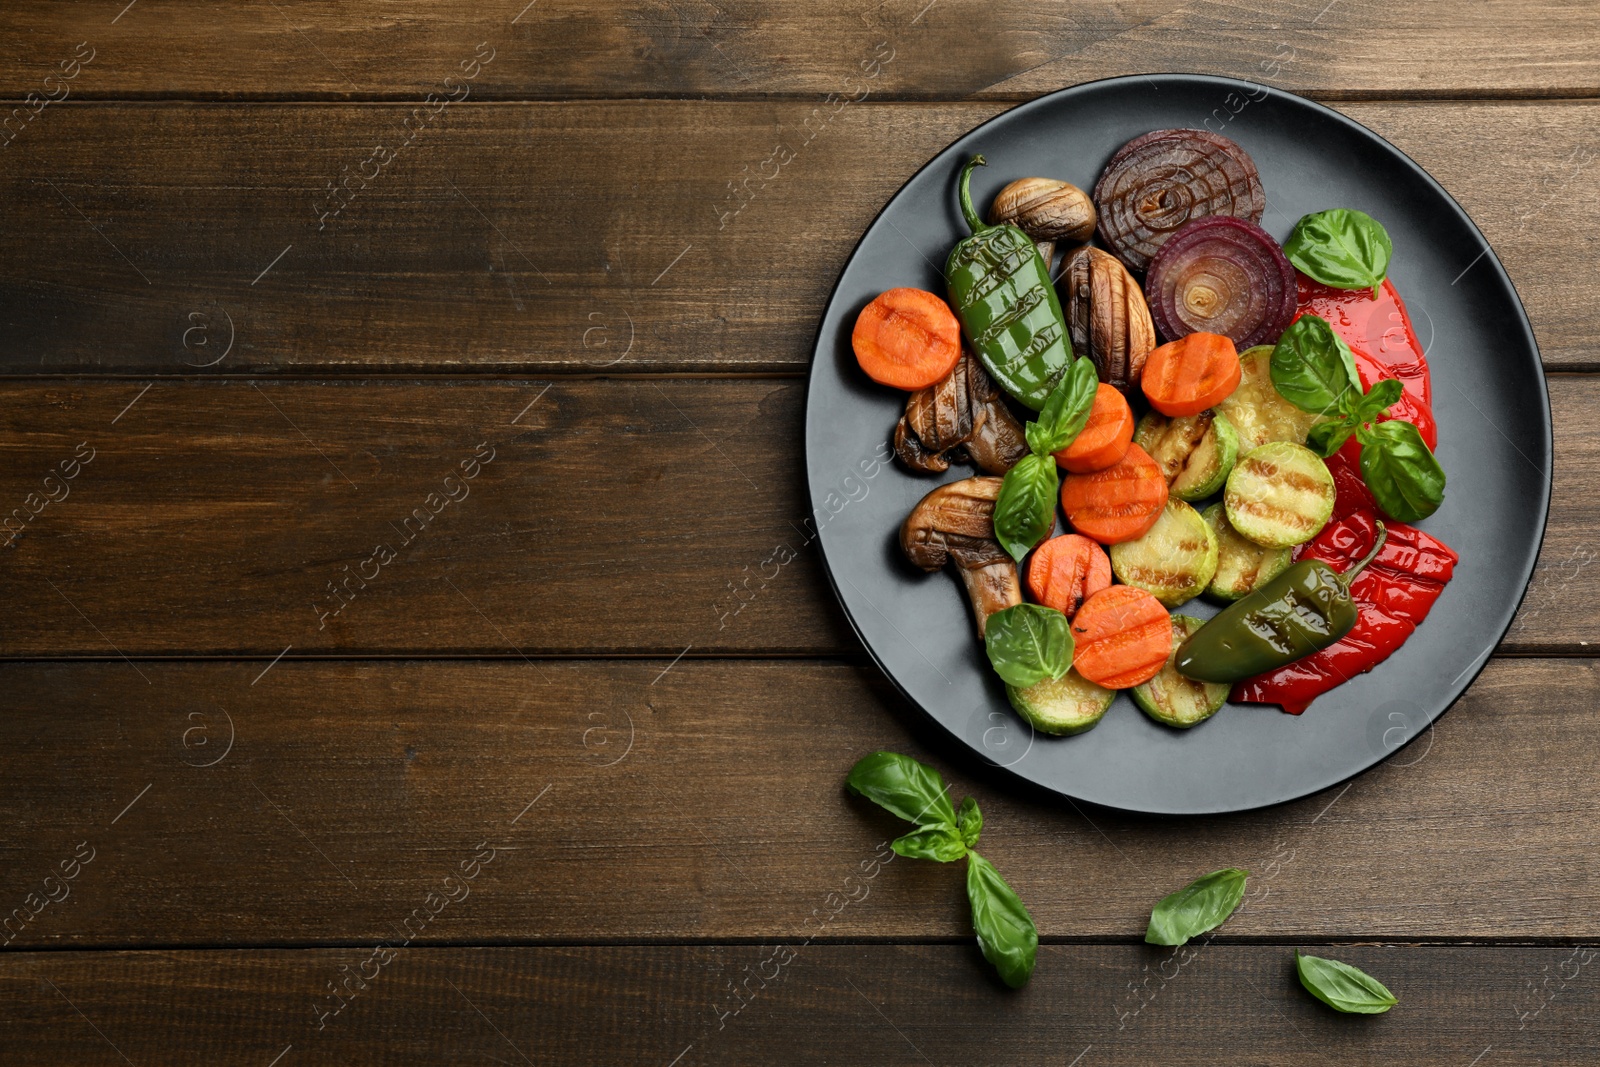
[[1284, 208, 1393, 299], [1306, 418, 1357, 459], [957, 796, 983, 848], [1271, 314, 1361, 416], [984, 603, 1073, 688], [1358, 420, 1446, 522], [1145, 867, 1250, 946], [847, 752, 958, 829], [993, 453, 1059, 563], [966, 851, 1039, 989], [844, 754, 1039, 989], [1026, 357, 1099, 456], [892, 824, 970, 862], [1295, 950, 1398, 1014]]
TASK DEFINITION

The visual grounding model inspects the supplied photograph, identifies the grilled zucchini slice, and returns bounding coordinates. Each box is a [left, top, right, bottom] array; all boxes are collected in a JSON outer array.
[[1006, 668, 1116, 736], [1224, 441, 1335, 548], [1108, 499, 1218, 607], [1216, 345, 1321, 451], [1132, 615, 1229, 728], [1201, 503, 1294, 601], [1135, 409, 1240, 501]]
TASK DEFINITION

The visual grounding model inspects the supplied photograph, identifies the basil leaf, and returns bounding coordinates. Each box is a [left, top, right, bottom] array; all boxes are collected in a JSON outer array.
[[1306, 417, 1356, 459], [1271, 314, 1361, 417], [847, 752, 959, 830], [966, 851, 1038, 988], [984, 603, 1072, 688], [1284, 208, 1393, 299], [957, 795, 982, 849], [993, 453, 1059, 563], [1026, 357, 1098, 456], [892, 824, 969, 862], [1295, 950, 1398, 1014], [1358, 420, 1445, 523], [1145, 867, 1250, 946], [1354, 377, 1404, 421]]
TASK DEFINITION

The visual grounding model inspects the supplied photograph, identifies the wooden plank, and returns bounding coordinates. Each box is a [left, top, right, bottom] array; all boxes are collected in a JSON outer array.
[[2, 0, 1599, 100], [0, 376, 1587, 657], [0, 943, 1594, 1065], [0, 657, 1596, 946], [0, 102, 1594, 374]]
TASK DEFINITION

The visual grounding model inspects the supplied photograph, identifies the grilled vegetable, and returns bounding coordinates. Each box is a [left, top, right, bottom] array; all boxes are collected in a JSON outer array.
[[1133, 614, 1230, 728], [1141, 332, 1242, 418], [1109, 499, 1218, 607], [988, 177, 1095, 269], [1055, 383, 1135, 473], [852, 288, 963, 390], [1059, 246, 1157, 401], [1216, 345, 1320, 451], [1059, 442, 1169, 545], [1070, 585, 1172, 689], [894, 350, 1030, 476], [1202, 503, 1293, 601], [1093, 128, 1265, 272], [1232, 511, 1456, 713], [901, 477, 1022, 637], [1006, 667, 1115, 736], [1136, 409, 1239, 501], [1224, 442, 1336, 548], [1174, 522, 1389, 684], [946, 155, 1074, 410], [1026, 534, 1111, 620], [1144, 215, 1297, 348]]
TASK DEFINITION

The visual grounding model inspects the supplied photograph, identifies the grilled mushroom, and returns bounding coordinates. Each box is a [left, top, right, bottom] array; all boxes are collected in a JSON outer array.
[[961, 353, 1029, 474], [1059, 246, 1158, 401], [893, 352, 1028, 476], [988, 177, 1096, 269], [901, 477, 1022, 637]]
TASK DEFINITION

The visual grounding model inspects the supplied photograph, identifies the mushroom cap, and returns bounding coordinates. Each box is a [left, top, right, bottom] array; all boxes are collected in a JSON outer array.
[[900, 476, 1009, 572]]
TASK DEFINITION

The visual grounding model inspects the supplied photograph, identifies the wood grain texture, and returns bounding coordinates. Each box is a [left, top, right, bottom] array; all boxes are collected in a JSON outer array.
[[0, 657, 1595, 946], [0, 102, 1594, 373], [2, 0, 1599, 100], [0, 944, 1595, 1066], [0, 375, 1584, 657]]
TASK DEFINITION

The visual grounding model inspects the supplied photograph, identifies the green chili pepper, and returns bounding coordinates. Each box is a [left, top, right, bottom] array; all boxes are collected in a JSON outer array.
[[1174, 523, 1389, 684], [945, 155, 1074, 411]]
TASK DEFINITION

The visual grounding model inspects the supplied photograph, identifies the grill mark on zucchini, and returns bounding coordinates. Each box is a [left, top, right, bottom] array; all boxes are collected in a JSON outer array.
[[1230, 496, 1320, 530]]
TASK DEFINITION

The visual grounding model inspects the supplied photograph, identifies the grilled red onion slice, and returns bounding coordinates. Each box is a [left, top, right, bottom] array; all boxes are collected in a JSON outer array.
[[1093, 128, 1265, 272], [1144, 215, 1297, 349]]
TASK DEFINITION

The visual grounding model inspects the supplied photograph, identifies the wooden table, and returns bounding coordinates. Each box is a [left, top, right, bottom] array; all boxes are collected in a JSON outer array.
[[0, 3, 1595, 1062]]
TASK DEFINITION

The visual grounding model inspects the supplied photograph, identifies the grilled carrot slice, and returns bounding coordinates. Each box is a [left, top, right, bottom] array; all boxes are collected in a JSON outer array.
[[851, 288, 962, 390], [1026, 534, 1111, 619], [1059, 443, 1169, 545], [1053, 383, 1135, 473], [1070, 585, 1173, 689], [1142, 332, 1242, 417]]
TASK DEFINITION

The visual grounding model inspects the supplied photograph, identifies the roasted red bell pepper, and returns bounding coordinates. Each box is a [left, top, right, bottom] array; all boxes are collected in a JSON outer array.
[[1231, 509, 1457, 714], [1295, 275, 1430, 406]]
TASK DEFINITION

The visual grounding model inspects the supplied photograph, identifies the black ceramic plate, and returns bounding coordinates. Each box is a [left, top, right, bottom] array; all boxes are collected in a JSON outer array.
[[805, 74, 1551, 815]]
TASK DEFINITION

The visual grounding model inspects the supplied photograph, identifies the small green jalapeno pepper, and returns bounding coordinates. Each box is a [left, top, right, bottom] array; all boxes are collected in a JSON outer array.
[[945, 155, 1074, 411], [1175, 522, 1389, 684]]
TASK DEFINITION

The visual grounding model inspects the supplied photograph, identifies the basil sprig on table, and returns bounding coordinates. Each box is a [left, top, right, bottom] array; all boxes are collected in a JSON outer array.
[[1271, 313, 1445, 522], [993, 357, 1098, 562], [984, 603, 1073, 688], [847, 752, 1038, 988], [1283, 208, 1393, 299], [1295, 950, 1399, 1014], [1145, 867, 1250, 946]]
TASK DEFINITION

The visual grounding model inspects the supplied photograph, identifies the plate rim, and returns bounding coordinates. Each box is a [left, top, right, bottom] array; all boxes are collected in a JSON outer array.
[[803, 72, 1553, 816]]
